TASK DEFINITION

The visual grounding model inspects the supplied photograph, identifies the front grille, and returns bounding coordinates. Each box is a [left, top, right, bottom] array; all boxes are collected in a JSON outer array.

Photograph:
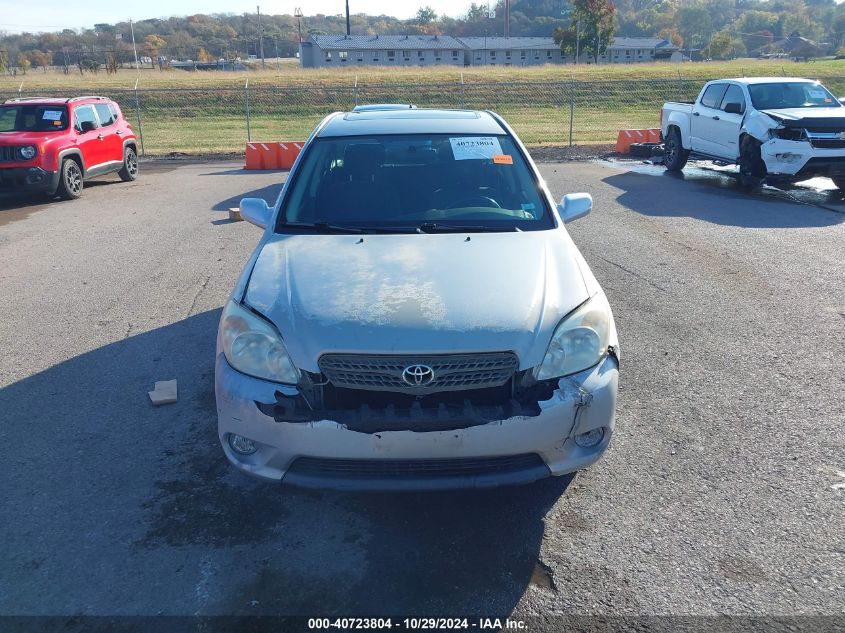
[[805, 130, 845, 149], [288, 454, 545, 478], [0, 146, 19, 162], [318, 352, 519, 394], [809, 139, 845, 149]]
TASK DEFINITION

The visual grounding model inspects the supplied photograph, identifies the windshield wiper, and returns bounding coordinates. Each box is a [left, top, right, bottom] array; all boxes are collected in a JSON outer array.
[[416, 222, 517, 233], [279, 222, 364, 234]]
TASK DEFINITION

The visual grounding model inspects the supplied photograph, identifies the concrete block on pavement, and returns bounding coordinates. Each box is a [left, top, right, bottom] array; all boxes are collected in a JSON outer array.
[[148, 380, 178, 406]]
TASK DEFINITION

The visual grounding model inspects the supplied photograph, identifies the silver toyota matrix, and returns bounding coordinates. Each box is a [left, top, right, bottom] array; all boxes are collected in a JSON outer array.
[[216, 106, 619, 490]]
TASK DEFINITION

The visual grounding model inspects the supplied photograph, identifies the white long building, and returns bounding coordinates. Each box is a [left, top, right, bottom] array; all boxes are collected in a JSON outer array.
[[299, 35, 679, 68], [299, 35, 467, 68]]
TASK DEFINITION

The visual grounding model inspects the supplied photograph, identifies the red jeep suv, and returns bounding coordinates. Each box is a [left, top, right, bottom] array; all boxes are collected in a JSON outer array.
[[0, 96, 138, 200]]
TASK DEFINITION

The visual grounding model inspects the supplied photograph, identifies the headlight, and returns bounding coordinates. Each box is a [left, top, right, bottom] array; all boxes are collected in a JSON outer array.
[[771, 127, 806, 142], [220, 300, 300, 384], [534, 293, 611, 380], [19, 145, 37, 160]]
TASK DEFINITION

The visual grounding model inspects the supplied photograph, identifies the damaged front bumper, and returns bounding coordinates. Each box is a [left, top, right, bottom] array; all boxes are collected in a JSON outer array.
[[215, 353, 619, 491], [760, 138, 845, 178]]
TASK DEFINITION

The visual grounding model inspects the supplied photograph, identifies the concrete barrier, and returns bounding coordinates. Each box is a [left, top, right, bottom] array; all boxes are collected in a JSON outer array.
[[276, 142, 304, 169], [244, 141, 305, 170], [245, 143, 265, 169], [616, 129, 661, 154]]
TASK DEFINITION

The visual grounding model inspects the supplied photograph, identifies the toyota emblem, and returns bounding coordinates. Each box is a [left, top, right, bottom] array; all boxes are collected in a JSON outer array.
[[402, 364, 435, 386]]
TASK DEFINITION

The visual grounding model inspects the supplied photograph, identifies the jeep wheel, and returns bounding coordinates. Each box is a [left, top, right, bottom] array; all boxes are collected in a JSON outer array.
[[58, 159, 83, 200], [739, 137, 766, 190], [663, 127, 689, 172], [118, 146, 138, 182]]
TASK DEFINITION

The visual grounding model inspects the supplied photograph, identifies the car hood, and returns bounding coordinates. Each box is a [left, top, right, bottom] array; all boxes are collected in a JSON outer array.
[[243, 231, 589, 373], [762, 107, 845, 126], [0, 131, 62, 144]]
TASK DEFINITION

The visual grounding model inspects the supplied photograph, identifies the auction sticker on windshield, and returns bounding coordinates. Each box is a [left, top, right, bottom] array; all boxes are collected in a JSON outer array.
[[450, 136, 503, 160]]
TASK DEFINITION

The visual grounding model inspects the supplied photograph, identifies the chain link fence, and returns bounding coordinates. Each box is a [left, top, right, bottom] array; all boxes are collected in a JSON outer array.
[[5, 75, 845, 156]]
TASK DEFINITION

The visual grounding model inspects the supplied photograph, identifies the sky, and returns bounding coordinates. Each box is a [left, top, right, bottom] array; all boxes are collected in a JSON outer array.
[[0, 0, 477, 33]]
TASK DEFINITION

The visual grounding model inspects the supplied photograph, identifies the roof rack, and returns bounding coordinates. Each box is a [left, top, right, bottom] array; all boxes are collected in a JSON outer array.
[[66, 96, 109, 103], [3, 95, 109, 104], [4, 96, 62, 103], [352, 103, 418, 112]]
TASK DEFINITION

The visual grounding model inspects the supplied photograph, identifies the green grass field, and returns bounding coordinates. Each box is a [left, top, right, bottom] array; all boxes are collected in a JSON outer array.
[[5, 58, 844, 90], [4, 59, 843, 154]]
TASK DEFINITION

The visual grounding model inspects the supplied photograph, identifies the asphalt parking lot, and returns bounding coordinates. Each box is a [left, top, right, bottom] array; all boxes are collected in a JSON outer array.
[[0, 158, 843, 628]]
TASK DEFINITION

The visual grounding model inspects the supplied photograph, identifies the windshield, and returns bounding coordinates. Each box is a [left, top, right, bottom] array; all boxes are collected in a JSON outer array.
[[277, 133, 554, 233], [0, 104, 69, 132], [748, 82, 840, 110]]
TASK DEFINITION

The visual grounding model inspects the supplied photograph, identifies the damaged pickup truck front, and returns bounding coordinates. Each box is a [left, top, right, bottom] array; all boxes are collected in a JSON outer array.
[[215, 106, 619, 491], [661, 77, 845, 188]]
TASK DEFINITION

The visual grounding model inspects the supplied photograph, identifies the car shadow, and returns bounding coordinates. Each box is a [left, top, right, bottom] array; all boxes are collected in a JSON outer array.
[[0, 309, 572, 618], [603, 168, 845, 228], [211, 183, 285, 212], [0, 193, 56, 213], [201, 168, 289, 177], [0, 177, 122, 213]]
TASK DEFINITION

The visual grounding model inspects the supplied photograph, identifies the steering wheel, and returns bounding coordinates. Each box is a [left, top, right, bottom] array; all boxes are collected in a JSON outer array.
[[447, 196, 501, 209]]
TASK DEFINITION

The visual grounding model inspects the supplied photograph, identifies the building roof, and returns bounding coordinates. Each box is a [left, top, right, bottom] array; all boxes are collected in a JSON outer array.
[[308, 33, 681, 54], [317, 108, 506, 138], [752, 34, 821, 55], [310, 34, 464, 51], [607, 37, 675, 50], [457, 37, 558, 50]]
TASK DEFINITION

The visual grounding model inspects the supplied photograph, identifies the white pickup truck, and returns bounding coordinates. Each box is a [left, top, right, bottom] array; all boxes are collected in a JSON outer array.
[[661, 77, 845, 188]]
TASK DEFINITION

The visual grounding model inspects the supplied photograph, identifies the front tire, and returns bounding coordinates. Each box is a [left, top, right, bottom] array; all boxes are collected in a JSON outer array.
[[118, 146, 138, 182], [57, 159, 83, 200], [739, 137, 766, 189], [663, 127, 689, 172]]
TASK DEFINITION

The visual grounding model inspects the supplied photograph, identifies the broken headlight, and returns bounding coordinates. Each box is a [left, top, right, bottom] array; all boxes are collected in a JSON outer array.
[[771, 127, 807, 142], [220, 300, 300, 384], [535, 293, 611, 380]]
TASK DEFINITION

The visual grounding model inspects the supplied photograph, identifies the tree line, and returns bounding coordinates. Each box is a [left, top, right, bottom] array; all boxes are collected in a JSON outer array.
[[1, 0, 844, 75]]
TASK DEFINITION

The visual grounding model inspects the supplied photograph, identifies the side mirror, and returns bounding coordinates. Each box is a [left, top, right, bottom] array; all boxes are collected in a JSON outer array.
[[558, 193, 592, 223], [79, 120, 97, 133], [724, 102, 743, 115], [239, 198, 271, 229]]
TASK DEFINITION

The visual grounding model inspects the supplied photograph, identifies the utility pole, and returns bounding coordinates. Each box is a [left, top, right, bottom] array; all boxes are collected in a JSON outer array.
[[575, 16, 581, 64], [504, 0, 510, 38], [345, 0, 351, 36], [295, 7, 303, 42], [129, 18, 139, 71], [257, 5, 265, 69]]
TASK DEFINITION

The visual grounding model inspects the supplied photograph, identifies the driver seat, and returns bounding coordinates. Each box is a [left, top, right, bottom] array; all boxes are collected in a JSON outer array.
[[315, 144, 400, 222]]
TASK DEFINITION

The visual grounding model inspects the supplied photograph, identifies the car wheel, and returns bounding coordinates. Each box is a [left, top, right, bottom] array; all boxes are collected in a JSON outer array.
[[57, 159, 83, 200], [118, 146, 139, 182], [663, 127, 688, 172], [738, 137, 766, 189]]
